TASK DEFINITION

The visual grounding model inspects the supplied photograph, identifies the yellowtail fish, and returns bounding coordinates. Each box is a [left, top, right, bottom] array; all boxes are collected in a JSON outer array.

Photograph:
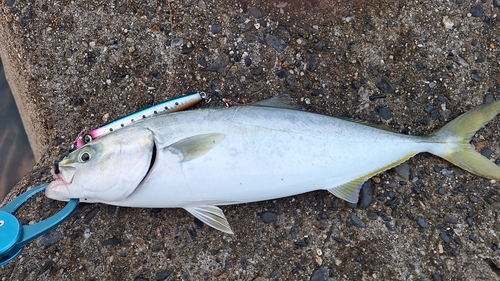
[[46, 96, 500, 234]]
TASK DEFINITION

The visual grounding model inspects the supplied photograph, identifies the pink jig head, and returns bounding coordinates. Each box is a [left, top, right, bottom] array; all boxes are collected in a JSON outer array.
[[74, 92, 207, 148]]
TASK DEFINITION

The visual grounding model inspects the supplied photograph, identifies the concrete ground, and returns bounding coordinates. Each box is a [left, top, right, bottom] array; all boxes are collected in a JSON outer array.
[[1, 0, 499, 280]]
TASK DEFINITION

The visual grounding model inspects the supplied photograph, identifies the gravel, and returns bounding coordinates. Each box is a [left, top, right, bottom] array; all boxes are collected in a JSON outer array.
[[1, 0, 499, 280]]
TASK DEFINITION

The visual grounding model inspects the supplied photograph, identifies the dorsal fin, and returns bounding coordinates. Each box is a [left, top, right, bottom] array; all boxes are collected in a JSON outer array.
[[253, 95, 303, 110]]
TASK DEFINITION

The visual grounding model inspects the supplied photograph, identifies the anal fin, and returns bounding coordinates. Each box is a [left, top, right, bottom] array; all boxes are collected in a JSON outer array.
[[328, 152, 417, 203], [184, 205, 234, 234]]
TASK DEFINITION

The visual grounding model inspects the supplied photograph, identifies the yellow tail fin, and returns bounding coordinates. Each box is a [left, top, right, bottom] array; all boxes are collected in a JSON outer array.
[[430, 100, 500, 180]]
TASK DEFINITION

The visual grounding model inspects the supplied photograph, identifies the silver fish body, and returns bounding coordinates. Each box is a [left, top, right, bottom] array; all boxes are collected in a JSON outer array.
[[46, 97, 500, 233]]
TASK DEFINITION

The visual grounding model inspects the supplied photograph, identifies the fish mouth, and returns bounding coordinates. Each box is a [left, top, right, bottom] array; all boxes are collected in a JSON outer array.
[[45, 168, 73, 201]]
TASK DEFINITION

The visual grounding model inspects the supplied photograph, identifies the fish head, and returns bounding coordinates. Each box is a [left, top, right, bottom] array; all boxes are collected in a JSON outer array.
[[46, 126, 155, 203]]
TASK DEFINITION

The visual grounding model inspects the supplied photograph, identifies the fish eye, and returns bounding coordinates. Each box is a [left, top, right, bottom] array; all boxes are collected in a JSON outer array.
[[84, 134, 93, 143], [78, 150, 93, 163]]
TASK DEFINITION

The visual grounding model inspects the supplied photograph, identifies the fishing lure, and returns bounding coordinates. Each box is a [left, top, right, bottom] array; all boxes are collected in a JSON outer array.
[[74, 92, 206, 148]]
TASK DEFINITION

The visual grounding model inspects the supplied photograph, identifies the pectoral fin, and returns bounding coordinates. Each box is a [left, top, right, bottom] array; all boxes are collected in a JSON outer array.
[[184, 205, 234, 234], [167, 133, 226, 162]]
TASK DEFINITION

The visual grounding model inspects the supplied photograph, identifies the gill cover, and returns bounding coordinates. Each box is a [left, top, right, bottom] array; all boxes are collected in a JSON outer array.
[[46, 126, 155, 202]]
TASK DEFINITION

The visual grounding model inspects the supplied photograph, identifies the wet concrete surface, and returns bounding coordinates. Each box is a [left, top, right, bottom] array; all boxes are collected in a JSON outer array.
[[0, 0, 500, 280], [0, 60, 35, 201]]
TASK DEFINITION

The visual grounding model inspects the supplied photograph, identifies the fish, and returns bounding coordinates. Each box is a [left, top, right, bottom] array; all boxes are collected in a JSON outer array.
[[45, 96, 500, 234]]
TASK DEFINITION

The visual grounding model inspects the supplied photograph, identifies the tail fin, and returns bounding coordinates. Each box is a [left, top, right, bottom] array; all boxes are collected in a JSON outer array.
[[430, 100, 500, 180]]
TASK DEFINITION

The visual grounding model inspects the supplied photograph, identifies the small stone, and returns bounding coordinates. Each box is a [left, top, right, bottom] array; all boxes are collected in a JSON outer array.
[[181, 47, 194, 54], [470, 5, 484, 18], [417, 217, 430, 228], [40, 231, 63, 248], [135, 277, 148, 281], [310, 267, 328, 281], [471, 73, 483, 82], [415, 62, 426, 71], [375, 77, 395, 93], [207, 56, 226, 73], [433, 274, 443, 281], [290, 226, 299, 239], [480, 148, 493, 158], [367, 211, 379, 220], [156, 270, 172, 281], [211, 24, 222, 34], [357, 181, 373, 209], [250, 7, 262, 18], [469, 235, 478, 243], [103, 237, 122, 246], [444, 214, 459, 224], [251, 67, 263, 76], [495, 0, 500, 7], [456, 0, 466, 4], [6, 0, 15, 6], [351, 213, 366, 228], [376, 105, 391, 120], [440, 232, 451, 243], [265, 34, 287, 53], [306, 57, 317, 72], [244, 56, 252, 67], [429, 81, 437, 88], [171, 38, 184, 48], [394, 163, 410, 179], [276, 69, 288, 78], [442, 16, 454, 29], [118, 5, 127, 14], [260, 211, 278, 223]]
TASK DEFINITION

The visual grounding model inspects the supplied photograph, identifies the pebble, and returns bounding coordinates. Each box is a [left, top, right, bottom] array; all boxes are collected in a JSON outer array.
[[480, 148, 492, 158], [250, 7, 262, 18], [207, 56, 226, 73], [40, 231, 63, 248], [260, 211, 278, 223], [211, 24, 222, 34], [415, 62, 426, 71], [440, 232, 451, 243], [251, 67, 263, 76], [417, 217, 430, 228], [244, 56, 252, 67], [456, 0, 466, 4], [495, 0, 500, 7], [351, 213, 366, 228], [103, 237, 122, 246], [429, 81, 437, 88], [433, 274, 443, 281], [471, 73, 483, 82], [470, 5, 484, 18], [469, 235, 477, 243], [6, 0, 14, 6], [134, 277, 148, 281], [444, 214, 459, 224], [156, 270, 172, 281], [290, 226, 299, 239], [357, 181, 373, 209], [310, 267, 328, 281], [306, 57, 317, 72], [171, 37, 184, 48], [276, 69, 288, 78], [367, 211, 379, 220], [376, 105, 392, 120], [375, 77, 395, 93], [265, 34, 287, 53], [394, 163, 410, 179]]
